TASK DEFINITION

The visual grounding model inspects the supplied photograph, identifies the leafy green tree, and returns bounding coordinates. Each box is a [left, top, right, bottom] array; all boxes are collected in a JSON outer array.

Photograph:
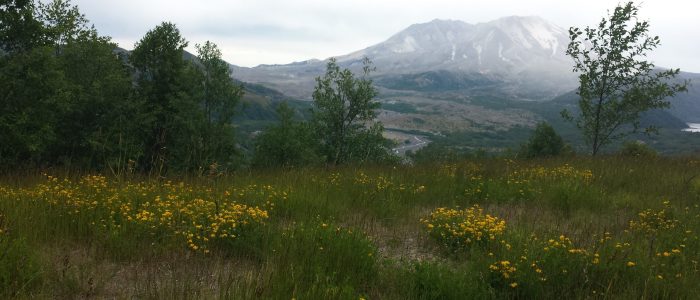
[[0, 47, 66, 166], [130, 22, 194, 172], [563, 1, 687, 155], [519, 122, 567, 158], [311, 57, 391, 165], [253, 102, 320, 168], [26, 0, 135, 169], [0, 0, 44, 53], [53, 32, 134, 169], [0, 0, 70, 166], [37, 0, 89, 54], [193, 41, 243, 169]]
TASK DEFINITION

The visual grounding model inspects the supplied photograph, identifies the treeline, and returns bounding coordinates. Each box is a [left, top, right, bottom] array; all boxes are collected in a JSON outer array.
[[0, 0, 396, 174]]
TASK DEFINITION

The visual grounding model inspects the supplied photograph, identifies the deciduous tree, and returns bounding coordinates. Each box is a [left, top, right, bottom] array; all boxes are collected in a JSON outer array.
[[563, 1, 687, 155], [311, 57, 392, 165], [130, 22, 193, 172]]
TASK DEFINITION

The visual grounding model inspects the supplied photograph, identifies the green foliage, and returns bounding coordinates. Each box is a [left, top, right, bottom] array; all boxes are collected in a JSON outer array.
[[178, 41, 243, 171], [311, 57, 394, 165], [618, 140, 657, 158], [130, 24, 244, 173], [564, 1, 688, 155], [36, 0, 89, 54], [130, 22, 194, 172], [0, 0, 44, 52], [0, 0, 136, 170], [0, 46, 66, 166], [252, 102, 321, 168], [519, 122, 568, 158], [52, 35, 135, 169], [0, 1, 245, 173]]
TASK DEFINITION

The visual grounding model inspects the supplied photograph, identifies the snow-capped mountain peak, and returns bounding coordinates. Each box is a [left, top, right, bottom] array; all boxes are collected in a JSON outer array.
[[489, 16, 566, 53], [232, 16, 578, 99]]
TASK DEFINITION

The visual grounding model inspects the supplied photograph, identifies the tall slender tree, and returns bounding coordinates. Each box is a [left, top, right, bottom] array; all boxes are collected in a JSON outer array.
[[564, 1, 687, 155], [130, 22, 192, 172], [194, 41, 243, 168], [311, 57, 392, 165]]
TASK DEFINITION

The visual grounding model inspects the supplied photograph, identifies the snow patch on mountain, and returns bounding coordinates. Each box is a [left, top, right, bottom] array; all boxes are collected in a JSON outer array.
[[498, 43, 511, 63], [475, 44, 483, 65], [394, 36, 418, 53]]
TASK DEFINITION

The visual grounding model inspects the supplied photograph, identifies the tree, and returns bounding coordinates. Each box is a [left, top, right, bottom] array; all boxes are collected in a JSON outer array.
[[130, 22, 193, 172], [37, 0, 89, 55], [53, 31, 134, 169], [0, 0, 44, 53], [0, 46, 66, 166], [30, 0, 135, 169], [311, 57, 391, 165], [193, 41, 243, 168], [253, 102, 320, 168], [563, 1, 687, 155], [519, 122, 567, 158]]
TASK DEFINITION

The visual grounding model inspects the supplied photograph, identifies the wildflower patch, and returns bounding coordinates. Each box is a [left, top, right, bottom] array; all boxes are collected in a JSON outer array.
[[421, 205, 506, 251]]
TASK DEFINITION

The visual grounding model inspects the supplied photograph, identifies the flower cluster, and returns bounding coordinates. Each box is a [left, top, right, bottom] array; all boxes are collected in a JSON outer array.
[[629, 201, 679, 235], [489, 260, 519, 288], [421, 205, 506, 250]]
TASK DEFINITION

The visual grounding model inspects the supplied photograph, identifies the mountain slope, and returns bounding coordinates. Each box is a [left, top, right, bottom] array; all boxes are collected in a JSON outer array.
[[231, 16, 577, 100], [666, 72, 700, 123]]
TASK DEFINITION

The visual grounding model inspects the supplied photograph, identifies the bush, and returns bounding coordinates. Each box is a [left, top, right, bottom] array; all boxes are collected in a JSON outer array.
[[519, 122, 569, 158], [618, 140, 657, 158], [252, 102, 322, 168]]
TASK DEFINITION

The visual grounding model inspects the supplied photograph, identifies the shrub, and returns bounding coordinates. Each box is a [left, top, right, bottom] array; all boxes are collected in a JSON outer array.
[[618, 140, 657, 158], [519, 122, 568, 158]]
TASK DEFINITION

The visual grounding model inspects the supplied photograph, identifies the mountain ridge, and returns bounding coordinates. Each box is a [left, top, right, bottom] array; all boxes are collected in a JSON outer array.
[[230, 15, 578, 100]]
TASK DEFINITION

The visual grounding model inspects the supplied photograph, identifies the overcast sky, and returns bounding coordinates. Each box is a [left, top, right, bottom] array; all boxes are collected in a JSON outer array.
[[71, 0, 700, 72]]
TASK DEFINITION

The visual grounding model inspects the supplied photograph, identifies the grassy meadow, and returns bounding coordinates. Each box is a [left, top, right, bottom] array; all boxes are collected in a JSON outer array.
[[1, 157, 700, 299]]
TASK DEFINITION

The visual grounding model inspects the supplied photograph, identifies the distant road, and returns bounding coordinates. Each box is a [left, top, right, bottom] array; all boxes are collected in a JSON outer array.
[[392, 136, 429, 156]]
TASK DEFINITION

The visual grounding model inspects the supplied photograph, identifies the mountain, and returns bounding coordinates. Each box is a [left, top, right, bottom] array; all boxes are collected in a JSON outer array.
[[665, 72, 700, 123], [232, 16, 576, 100]]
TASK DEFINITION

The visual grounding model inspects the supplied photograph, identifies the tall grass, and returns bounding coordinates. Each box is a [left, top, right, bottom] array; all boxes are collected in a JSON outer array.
[[0, 156, 699, 298]]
